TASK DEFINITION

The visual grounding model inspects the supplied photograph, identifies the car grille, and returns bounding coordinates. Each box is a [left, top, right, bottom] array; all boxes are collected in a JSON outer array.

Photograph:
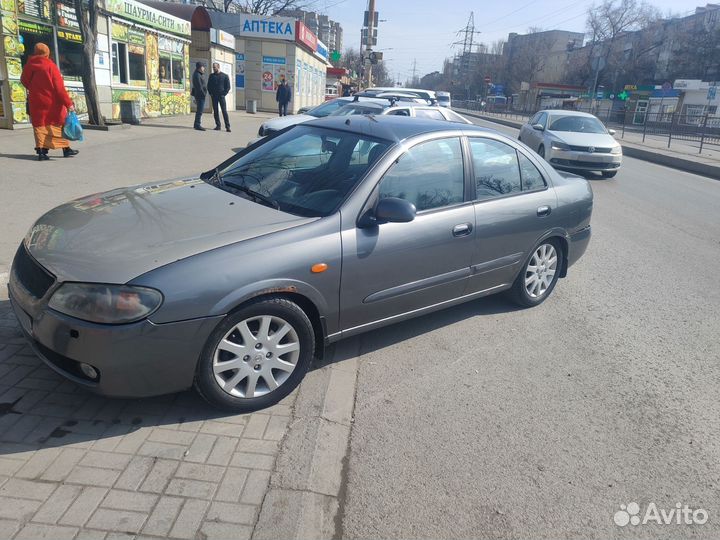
[[550, 158, 620, 170], [568, 145, 612, 153], [12, 244, 55, 299]]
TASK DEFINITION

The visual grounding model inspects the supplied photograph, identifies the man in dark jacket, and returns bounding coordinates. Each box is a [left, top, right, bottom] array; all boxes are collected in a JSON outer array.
[[275, 79, 291, 116], [207, 62, 231, 132], [191, 62, 207, 131]]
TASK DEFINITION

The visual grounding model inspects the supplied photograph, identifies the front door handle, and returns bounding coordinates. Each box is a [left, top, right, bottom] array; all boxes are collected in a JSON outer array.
[[452, 223, 473, 237], [537, 206, 552, 217]]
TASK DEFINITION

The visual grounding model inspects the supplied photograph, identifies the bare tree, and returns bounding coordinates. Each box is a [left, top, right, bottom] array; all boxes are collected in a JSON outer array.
[[334, 47, 392, 87], [223, 0, 301, 14], [73, 0, 104, 125], [584, 0, 661, 92]]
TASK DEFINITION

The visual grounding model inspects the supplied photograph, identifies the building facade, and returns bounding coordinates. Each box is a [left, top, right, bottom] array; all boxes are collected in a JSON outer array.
[[0, 0, 192, 129], [211, 12, 329, 114], [280, 9, 342, 53]]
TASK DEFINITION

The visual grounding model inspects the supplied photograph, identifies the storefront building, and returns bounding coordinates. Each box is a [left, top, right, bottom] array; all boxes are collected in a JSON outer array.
[[142, 2, 234, 115], [211, 13, 328, 114], [0, 0, 191, 129]]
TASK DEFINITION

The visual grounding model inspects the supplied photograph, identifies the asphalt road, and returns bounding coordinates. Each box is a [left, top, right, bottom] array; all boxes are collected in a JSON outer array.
[[338, 118, 720, 539]]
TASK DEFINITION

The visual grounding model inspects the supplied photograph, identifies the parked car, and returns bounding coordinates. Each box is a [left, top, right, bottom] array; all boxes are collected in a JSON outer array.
[[365, 87, 437, 103], [250, 96, 469, 146], [9, 116, 592, 412], [518, 110, 622, 178], [436, 91, 451, 108], [330, 99, 473, 124]]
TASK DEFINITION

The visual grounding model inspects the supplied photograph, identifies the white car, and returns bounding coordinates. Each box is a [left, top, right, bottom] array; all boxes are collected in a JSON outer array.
[[518, 110, 622, 178], [436, 91, 451, 108]]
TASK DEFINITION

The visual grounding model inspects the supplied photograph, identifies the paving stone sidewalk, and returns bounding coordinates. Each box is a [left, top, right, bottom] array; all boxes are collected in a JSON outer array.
[[0, 298, 293, 540]]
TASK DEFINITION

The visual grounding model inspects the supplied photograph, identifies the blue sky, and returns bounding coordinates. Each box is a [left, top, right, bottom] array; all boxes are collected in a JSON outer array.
[[306, 0, 706, 82]]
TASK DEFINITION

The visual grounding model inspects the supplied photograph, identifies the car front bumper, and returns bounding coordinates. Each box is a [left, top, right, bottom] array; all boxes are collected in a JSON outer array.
[[548, 148, 622, 172], [8, 270, 223, 399]]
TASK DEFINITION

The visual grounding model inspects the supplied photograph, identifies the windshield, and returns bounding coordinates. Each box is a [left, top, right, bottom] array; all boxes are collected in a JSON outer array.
[[330, 103, 386, 116], [205, 126, 391, 217], [307, 99, 349, 118], [437, 96, 450, 103], [548, 115, 607, 134]]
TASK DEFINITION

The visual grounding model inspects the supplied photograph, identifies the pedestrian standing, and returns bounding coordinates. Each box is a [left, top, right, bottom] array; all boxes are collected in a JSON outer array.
[[192, 62, 207, 131], [20, 43, 78, 161], [276, 79, 292, 117], [207, 62, 231, 132]]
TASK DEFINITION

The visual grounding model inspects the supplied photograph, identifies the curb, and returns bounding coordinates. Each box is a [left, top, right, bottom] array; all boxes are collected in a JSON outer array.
[[252, 340, 360, 540], [459, 110, 720, 180]]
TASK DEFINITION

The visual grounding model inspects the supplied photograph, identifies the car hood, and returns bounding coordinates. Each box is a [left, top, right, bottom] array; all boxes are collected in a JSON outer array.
[[548, 131, 618, 147], [24, 178, 315, 284], [263, 114, 316, 131]]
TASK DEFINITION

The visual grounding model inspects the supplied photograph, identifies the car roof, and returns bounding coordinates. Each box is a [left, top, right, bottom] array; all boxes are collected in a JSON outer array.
[[537, 109, 599, 118], [302, 114, 493, 142]]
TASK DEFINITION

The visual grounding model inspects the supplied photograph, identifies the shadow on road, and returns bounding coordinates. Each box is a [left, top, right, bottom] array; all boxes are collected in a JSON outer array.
[[0, 153, 43, 161], [317, 294, 522, 370]]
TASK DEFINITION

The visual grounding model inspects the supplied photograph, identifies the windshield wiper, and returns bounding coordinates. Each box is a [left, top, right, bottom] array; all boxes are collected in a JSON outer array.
[[222, 178, 280, 210]]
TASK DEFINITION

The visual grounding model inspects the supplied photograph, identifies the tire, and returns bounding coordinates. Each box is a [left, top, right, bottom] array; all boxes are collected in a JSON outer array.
[[537, 144, 545, 159], [508, 239, 562, 308], [194, 296, 315, 412], [601, 170, 618, 178]]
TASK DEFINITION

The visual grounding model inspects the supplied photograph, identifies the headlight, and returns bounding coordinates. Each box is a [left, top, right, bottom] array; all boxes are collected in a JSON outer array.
[[551, 140, 571, 151], [611, 145, 622, 155], [48, 283, 163, 324]]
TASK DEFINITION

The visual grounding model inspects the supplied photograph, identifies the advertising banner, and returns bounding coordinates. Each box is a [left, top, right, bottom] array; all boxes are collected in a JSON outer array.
[[262, 55, 285, 91], [235, 53, 244, 88], [237, 15, 294, 41], [295, 20, 317, 52], [106, 0, 190, 36]]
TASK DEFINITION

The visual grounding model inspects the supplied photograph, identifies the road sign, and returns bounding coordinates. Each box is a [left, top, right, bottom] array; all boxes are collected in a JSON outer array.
[[610, 93, 615, 99], [662, 81, 672, 92], [484, 76, 491, 83], [708, 86, 717, 101]]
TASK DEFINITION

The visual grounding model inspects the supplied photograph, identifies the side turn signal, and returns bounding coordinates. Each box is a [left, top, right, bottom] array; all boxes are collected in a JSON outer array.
[[311, 263, 328, 273]]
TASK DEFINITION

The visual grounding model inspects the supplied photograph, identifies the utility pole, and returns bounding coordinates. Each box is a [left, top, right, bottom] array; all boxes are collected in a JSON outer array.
[[365, 0, 376, 88], [412, 59, 417, 85], [452, 12, 481, 101]]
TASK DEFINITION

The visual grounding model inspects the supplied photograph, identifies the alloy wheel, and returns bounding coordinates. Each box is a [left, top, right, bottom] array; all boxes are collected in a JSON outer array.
[[212, 315, 300, 398], [524, 243, 558, 299]]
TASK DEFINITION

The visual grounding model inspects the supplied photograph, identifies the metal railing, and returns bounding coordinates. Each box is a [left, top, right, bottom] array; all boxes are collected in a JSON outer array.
[[453, 101, 720, 153]]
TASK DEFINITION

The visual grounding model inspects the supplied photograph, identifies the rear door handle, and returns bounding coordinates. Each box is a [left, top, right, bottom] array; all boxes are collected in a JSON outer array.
[[537, 206, 551, 217], [452, 223, 473, 237]]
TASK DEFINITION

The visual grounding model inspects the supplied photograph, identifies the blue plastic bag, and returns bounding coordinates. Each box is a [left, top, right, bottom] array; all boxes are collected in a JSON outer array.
[[63, 111, 84, 142]]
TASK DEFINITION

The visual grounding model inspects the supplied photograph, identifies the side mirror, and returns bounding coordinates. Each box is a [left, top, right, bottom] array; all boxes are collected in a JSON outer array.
[[532, 124, 545, 131], [608, 129, 616, 136], [359, 197, 416, 227], [375, 197, 416, 223]]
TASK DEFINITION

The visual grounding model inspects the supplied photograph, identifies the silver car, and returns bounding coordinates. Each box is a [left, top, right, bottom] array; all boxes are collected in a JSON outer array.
[[9, 116, 593, 412], [518, 110, 622, 178]]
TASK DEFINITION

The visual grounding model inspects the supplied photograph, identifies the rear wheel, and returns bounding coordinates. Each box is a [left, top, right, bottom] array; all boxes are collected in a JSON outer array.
[[195, 296, 315, 412], [508, 239, 562, 308], [601, 170, 618, 178], [537, 144, 545, 159]]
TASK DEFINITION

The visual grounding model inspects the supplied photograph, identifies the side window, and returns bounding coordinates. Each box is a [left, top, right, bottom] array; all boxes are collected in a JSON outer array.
[[518, 153, 546, 191], [378, 138, 464, 211], [388, 109, 410, 116], [414, 108, 446, 121], [468, 138, 522, 201]]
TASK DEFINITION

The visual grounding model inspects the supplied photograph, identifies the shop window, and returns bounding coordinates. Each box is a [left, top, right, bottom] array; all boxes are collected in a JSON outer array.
[[158, 55, 184, 89], [58, 36, 83, 80], [112, 42, 128, 84], [19, 22, 55, 68], [128, 45, 146, 84], [159, 56, 172, 86]]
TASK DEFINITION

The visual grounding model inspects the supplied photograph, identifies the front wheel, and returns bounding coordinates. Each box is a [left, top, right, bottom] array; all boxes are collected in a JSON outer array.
[[601, 170, 618, 178], [508, 239, 562, 308], [195, 296, 315, 412]]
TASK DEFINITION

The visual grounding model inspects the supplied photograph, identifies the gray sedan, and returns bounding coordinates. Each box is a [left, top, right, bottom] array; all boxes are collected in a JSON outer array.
[[8, 116, 593, 412], [519, 110, 622, 178]]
